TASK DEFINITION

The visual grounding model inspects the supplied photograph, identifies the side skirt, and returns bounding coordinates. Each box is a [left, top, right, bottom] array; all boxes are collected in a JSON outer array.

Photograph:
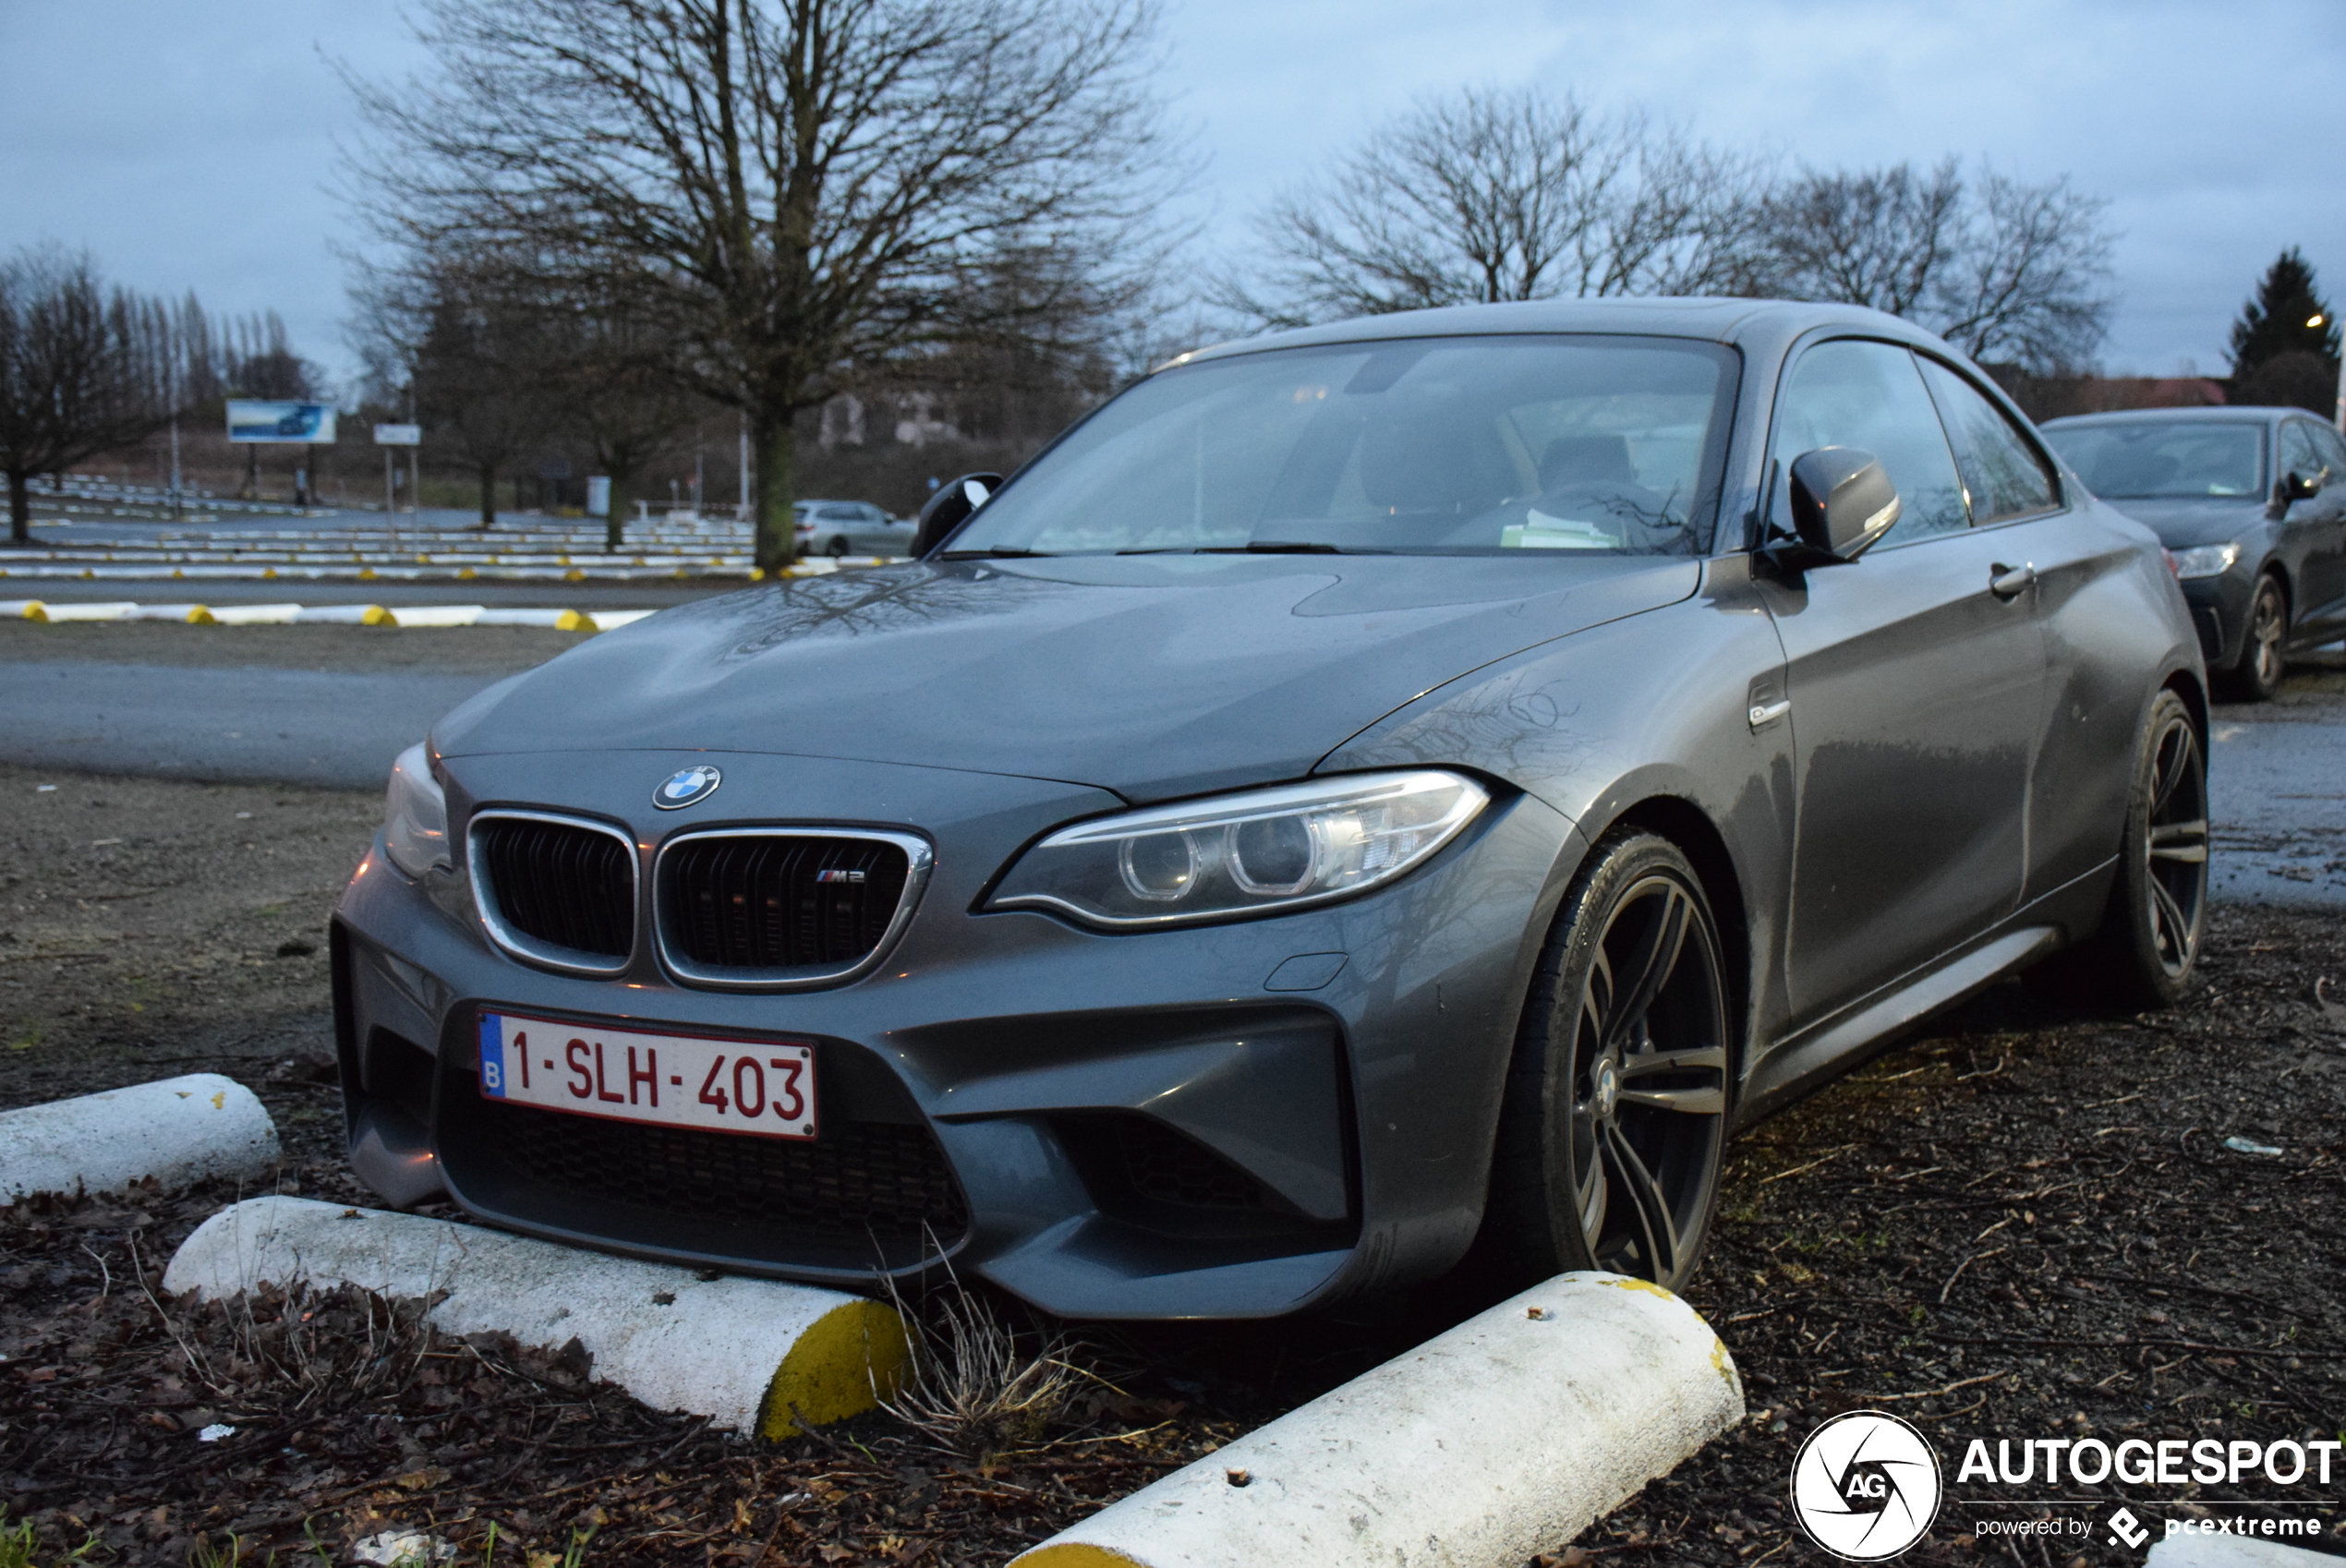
[[1733, 856, 2117, 1128]]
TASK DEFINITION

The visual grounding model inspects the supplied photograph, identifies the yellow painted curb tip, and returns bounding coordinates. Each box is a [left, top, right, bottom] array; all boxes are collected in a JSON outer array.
[[756, 1297, 913, 1441], [20, 602, 48, 622], [187, 607, 215, 625], [1008, 1548, 1152, 1568], [360, 606, 393, 627], [1603, 1276, 1681, 1303], [555, 609, 592, 633]]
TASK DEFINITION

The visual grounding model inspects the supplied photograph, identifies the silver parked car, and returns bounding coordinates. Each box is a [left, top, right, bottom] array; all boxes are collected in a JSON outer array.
[[793, 499, 914, 558]]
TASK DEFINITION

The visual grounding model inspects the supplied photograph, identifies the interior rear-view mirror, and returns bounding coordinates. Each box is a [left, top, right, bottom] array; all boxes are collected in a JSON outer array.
[[913, 471, 1004, 557]]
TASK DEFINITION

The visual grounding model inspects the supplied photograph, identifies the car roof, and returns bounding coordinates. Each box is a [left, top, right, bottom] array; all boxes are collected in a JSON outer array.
[[2041, 406, 2299, 429], [1172, 296, 1956, 368]]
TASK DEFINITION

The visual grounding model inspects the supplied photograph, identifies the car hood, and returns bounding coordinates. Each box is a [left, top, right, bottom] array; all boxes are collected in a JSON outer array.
[[432, 553, 1700, 802], [2099, 496, 2267, 548]]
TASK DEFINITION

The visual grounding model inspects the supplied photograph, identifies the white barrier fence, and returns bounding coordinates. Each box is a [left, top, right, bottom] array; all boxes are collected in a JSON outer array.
[[1, 599, 661, 631]]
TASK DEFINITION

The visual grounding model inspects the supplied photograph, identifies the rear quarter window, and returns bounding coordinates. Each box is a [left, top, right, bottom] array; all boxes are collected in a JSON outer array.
[[1917, 358, 2059, 525]]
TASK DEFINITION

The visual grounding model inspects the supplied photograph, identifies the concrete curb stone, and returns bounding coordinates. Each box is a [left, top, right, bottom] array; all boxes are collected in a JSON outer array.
[[163, 1195, 911, 1438], [1011, 1272, 1745, 1568], [0, 1073, 279, 1204]]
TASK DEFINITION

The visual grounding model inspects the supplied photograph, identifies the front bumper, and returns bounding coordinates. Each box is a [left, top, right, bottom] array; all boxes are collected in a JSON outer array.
[[333, 748, 1575, 1320], [2180, 572, 2249, 668]]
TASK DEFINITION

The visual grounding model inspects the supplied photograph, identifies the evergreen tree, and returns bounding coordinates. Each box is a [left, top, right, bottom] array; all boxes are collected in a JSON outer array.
[[2228, 247, 2340, 377]]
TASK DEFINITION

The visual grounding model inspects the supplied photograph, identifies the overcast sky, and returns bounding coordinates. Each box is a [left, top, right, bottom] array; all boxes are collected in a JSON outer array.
[[3, 0, 2337, 391]]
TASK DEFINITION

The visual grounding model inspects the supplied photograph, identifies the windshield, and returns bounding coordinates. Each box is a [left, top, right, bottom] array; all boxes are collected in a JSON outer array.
[[2043, 421, 2266, 500], [947, 334, 1739, 558]]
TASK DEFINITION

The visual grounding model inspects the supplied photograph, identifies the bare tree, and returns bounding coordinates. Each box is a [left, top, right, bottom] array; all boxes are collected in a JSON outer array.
[[551, 293, 701, 551], [0, 247, 184, 544], [408, 270, 560, 527], [1752, 159, 1964, 320], [1757, 160, 2115, 371], [1220, 86, 1769, 328], [346, 0, 1179, 571]]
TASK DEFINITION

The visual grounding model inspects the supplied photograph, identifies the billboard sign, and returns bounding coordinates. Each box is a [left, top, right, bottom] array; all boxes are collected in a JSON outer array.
[[227, 401, 337, 443], [373, 423, 422, 446]]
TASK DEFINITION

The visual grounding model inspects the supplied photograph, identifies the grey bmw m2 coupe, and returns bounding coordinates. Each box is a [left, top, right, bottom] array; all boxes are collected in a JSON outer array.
[[333, 297, 2209, 1318]]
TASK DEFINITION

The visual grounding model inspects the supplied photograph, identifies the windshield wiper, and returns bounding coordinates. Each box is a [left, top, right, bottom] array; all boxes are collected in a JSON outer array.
[[1194, 540, 1381, 554], [937, 546, 1053, 559]]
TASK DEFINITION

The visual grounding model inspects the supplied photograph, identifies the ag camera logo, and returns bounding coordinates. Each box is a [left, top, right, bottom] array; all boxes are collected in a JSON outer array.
[[1791, 1410, 1943, 1560], [654, 765, 723, 810]]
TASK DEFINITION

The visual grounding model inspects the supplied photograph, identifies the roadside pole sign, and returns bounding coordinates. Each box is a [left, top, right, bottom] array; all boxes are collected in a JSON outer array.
[[373, 427, 421, 544], [227, 401, 337, 443]]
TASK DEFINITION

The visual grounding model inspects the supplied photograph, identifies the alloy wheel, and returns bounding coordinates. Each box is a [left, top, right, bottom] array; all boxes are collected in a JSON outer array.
[[1566, 872, 1728, 1285], [2141, 709, 2208, 977], [2245, 578, 2285, 693]]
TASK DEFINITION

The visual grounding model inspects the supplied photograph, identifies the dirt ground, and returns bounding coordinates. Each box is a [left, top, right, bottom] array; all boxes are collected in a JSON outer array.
[[5, 691, 2344, 1563]]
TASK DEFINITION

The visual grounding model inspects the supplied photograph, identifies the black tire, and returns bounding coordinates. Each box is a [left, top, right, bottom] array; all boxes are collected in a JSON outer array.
[[2035, 688, 2208, 1011], [1482, 832, 1731, 1291], [825, 535, 852, 559], [2218, 573, 2287, 702]]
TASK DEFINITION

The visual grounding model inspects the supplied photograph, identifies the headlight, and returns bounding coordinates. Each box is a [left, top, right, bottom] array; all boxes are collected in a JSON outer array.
[[2171, 542, 2241, 580], [383, 741, 451, 878], [987, 770, 1490, 929]]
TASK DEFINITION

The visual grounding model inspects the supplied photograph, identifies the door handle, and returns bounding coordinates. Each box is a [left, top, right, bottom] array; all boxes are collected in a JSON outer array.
[[1989, 561, 2036, 600]]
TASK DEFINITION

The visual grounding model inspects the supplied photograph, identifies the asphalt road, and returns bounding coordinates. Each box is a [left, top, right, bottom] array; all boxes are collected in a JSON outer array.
[[2207, 675, 2346, 908], [0, 658, 502, 789]]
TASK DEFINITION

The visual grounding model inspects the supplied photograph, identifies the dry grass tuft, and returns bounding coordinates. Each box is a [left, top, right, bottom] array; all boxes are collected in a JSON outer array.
[[880, 1275, 1091, 1462]]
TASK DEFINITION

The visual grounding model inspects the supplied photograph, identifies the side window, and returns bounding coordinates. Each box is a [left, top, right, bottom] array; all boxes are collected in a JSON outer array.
[[2279, 422, 2327, 488], [2315, 423, 2346, 477], [1771, 340, 1968, 549], [1917, 358, 2060, 525]]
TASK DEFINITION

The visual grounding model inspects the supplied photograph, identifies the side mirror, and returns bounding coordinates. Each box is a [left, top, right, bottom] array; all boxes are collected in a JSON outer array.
[[2278, 469, 2324, 511], [912, 472, 1004, 557], [1776, 447, 1902, 568]]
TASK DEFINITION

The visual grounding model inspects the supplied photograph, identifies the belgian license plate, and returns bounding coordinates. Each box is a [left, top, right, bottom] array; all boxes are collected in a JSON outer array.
[[478, 1010, 816, 1140]]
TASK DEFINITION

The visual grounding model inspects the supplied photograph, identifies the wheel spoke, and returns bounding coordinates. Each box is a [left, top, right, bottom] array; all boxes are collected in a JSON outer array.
[[1617, 1044, 1726, 1079], [2148, 874, 2193, 967], [1579, 954, 1611, 1050], [1600, 886, 1688, 1052], [2150, 728, 2194, 817], [1615, 1043, 1726, 1116], [1574, 1114, 1607, 1243], [2148, 818, 2208, 863], [1616, 1083, 1726, 1116], [1600, 1121, 1679, 1282]]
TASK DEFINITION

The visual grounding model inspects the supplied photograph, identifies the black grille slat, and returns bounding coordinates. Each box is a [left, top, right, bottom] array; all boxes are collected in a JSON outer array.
[[485, 1099, 968, 1247], [476, 817, 635, 960], [663, 835, 910, 972]]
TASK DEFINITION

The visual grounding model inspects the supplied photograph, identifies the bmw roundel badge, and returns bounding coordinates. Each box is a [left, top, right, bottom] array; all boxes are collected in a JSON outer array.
[[654, 765, 723, 811]]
